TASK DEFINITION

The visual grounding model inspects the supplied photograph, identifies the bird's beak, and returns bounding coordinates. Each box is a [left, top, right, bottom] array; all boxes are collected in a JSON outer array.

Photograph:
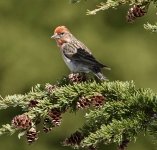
[[51, 33, 60, 39]]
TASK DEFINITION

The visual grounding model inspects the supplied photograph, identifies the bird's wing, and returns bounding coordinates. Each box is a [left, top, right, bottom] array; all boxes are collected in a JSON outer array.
[[62, 41, 108, 68]]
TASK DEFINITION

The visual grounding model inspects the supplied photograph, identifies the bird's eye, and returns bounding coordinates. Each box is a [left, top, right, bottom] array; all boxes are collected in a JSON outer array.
[[60, 32, 64, 36]]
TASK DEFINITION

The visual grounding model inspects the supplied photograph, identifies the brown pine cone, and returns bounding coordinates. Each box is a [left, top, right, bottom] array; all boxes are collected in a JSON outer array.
[[76, 96, 91, 109], [11, 114, 32, 129], [63, 131, 84, 146], [117, 139, 129, 150], [45, 83, 57, 93], [43, 118, 53, 133], [88, 146, 98, 150], [28, 99, 38, 108], [126, 5, 147, 23], [68, 73, 87, 84], [43, 126, 52, 133], [26, 127, 39, 144], [48, 108, 62, 126], [91, 94, 105, 108]]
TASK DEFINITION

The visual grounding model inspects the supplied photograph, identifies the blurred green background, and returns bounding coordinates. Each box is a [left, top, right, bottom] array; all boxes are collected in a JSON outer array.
[[0, 0, 157, 149]]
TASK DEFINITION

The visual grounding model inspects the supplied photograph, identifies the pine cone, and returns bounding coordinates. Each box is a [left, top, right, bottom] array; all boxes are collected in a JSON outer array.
[[91, 94, 105, 108], [45, 83, 57, 93], [12, 114, 32, 129], [43, 118, 53, 133], [68, 73, 87, 84], [63, 131, 84, 146], [76, 96, 91, 109], [43, 126, 52, 133], [26, 127, 38, 144], [48, 108, 62, 126], [126, 5, 147, 23], [117, 139, 129, 150], [28, 99, 38, 108], [88, 146, 97, 150]]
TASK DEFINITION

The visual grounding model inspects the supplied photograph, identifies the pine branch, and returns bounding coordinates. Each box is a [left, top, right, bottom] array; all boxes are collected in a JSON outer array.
[[0, 95, 25, 109], [144, 22, 157, 32], [0, 75, 157, 150], [0, 124, 16, 136], [70, 0, 157, 32], [86, 0, 151, 15], [86, 0, 127, 15]]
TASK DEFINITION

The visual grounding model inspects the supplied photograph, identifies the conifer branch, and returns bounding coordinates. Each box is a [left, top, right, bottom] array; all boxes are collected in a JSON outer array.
[[144, 22, 157, 32], [86, 0, 127, 15], [86, 0, 151, 15], [0, 124, 16, 136], [0, 75, 157, 149], [70, 0, 157, 31]]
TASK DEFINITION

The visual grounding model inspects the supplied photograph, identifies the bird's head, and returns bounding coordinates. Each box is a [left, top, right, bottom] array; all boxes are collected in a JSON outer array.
[[51, 26, 72, 46]]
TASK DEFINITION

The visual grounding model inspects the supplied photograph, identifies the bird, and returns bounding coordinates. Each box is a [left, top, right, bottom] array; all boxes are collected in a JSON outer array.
[[51, 26, 110, 80]]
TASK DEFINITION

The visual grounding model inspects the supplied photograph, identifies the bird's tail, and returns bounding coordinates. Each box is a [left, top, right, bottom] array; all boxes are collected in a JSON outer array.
[[94, 72, 107, 81]]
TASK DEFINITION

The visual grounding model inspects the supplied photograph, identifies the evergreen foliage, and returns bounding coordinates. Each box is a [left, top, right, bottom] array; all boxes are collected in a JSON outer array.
[[0, 76, 157, 150], [70, 0, 157, 32], [0, 1, 156, 150]]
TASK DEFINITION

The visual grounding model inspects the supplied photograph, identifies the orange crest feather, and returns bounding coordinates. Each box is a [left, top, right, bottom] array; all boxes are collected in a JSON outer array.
[[54, 26, 69, 34]]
